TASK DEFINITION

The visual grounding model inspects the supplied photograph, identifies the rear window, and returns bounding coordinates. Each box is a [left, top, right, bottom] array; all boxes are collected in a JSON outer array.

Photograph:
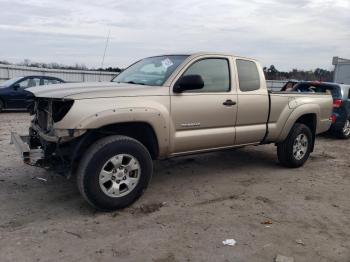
[[293, 83, 341, 99], [43, 79, 62, 85], [236, 59, 260, 92]]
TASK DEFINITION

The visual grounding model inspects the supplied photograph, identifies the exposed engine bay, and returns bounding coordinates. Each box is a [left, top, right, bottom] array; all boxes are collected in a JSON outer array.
[[12, 98, 85, 175]]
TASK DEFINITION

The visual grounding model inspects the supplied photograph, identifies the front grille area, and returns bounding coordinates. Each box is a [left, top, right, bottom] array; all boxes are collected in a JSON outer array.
[[33, 98, 74, 133], [35, 99, 50, 132], [52, 100, 74, 122], [37, 110, 48, 130]]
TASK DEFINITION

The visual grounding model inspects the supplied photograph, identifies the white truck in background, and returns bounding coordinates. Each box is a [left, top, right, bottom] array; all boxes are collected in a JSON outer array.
[[333, 57, 350, 85]]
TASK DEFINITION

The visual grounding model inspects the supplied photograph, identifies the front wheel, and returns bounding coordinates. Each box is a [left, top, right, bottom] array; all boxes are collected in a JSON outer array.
[[277, 123, 313, 168], [77, 135, 153, 211]]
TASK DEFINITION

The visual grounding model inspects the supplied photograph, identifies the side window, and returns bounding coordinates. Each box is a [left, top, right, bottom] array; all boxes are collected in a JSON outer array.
[[27, 78, 40, 88], [183, 58, 230, 92], [43, 79, 52, 85], [348, 88, 350, 99], [236, 59, 260, 92], [17, 79, 29, 89], [42, 79, 49, 85], [42, 78, 60, 85]]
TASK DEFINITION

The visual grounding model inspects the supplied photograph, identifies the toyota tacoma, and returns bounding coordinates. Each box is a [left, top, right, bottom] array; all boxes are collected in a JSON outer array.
[[11, 53, 333, 211]]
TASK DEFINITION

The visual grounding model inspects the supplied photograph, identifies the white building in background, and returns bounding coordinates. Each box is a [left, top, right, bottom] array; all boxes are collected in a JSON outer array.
[[333, 57, 350, 85], [0, 64, 117, 83]]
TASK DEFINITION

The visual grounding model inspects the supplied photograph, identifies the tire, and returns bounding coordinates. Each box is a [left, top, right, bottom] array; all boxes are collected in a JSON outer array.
[[334, 119, 350, 139], [77, 135, 153, 211], [277, 123, 313, 168]]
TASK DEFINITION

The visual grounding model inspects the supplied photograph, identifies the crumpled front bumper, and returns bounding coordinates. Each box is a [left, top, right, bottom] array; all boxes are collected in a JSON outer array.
[[10, 132, 44, 165]]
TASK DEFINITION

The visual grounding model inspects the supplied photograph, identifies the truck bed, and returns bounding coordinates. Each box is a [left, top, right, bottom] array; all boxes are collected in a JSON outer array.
[[265, 92, 333, 142]]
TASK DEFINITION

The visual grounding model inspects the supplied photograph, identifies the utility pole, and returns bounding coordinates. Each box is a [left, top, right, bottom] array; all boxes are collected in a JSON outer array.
[[99, 29, 111, 82]]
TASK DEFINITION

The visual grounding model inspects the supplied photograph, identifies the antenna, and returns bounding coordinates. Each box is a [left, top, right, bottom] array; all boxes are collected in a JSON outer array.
[[99, 29, 111, 81]]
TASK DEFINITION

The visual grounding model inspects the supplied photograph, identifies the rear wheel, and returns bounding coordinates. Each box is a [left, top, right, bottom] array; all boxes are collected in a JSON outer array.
[[277, 123, 313, 168], [77, 135, 153, 211], [335, 119, 350, 139]]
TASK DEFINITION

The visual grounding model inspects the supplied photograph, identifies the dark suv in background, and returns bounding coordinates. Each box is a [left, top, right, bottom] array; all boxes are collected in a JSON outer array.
[[0, 75, 65, 111], [292, 81, 350, 139]]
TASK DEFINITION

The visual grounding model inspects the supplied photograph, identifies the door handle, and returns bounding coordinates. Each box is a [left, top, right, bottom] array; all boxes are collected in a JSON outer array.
[[223, 99, 236, 106]]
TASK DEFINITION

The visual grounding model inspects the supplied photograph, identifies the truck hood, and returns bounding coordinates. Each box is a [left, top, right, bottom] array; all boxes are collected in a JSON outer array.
[[27, 82, 168, 99]]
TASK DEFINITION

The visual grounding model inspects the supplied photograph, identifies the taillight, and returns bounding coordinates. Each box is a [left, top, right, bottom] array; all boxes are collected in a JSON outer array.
[[333, 99, 342, 108]]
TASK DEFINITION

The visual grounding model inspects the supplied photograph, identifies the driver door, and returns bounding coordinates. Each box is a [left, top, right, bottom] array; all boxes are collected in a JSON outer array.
[[170, 56, 237, 154]]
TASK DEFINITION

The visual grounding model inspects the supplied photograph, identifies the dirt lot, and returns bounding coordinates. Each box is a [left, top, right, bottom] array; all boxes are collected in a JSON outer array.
[[0, 112, 349, 262]]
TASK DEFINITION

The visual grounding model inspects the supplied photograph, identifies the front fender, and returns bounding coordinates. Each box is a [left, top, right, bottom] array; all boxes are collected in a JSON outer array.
[[53, 97, 171, 155], [80, 107, 168, 147]]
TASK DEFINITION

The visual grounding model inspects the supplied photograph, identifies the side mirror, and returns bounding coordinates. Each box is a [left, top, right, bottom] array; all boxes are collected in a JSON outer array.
[[173, 74, 204, 93], [13, 84, 20, 90]]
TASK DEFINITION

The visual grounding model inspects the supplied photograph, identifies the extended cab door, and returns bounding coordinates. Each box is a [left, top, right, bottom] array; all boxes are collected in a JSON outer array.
[[170, 56, 238, 154], [234, 58, 269, 145]]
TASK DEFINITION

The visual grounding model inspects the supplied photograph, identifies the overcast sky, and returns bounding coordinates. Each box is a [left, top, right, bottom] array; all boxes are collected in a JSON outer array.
[[0, 0, 349, 70]]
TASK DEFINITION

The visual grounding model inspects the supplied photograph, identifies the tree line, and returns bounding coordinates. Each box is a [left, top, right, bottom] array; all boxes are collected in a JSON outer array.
[[263, 65, 333, 81], [0, 59, 123, 72]]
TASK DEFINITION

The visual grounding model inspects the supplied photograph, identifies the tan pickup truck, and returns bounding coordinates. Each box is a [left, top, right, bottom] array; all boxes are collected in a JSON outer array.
[[11, 53, 333, 210]]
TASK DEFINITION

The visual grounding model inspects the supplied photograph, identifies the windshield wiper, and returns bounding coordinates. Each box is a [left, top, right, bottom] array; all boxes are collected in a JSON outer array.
[[125, 81, 145, 85]]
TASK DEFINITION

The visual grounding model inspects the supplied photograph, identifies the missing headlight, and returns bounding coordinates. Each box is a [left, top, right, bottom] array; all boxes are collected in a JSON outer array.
[[52, 100, 74, 122]]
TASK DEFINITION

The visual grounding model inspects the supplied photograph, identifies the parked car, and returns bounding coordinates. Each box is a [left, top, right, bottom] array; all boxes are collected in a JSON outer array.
[[11, 53, 332, 211], [280, 79, 299, 91], [0, 76, 65, 111], [292, 81, 350, 138]]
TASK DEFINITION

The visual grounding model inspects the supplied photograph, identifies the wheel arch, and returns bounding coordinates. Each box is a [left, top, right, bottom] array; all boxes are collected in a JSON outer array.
[[69, 121, 160, 176], [278, 105, 319, 151], [294, 113, 317, 151]]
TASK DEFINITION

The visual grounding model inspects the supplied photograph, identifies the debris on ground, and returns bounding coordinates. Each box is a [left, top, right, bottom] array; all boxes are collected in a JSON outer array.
[[275, 255, 294, 262], [64, 230, 82, 239], [131, 202, 165, 214], [256, 196, 273, 204], [195, 194, 241, 206], [295, 239, 305, 246], [155, 221, 166, 227], [261, 219, 273, 225], [111, 212, 119, 218], [33, 177, 47, 182], [222, 239, 236, 246]]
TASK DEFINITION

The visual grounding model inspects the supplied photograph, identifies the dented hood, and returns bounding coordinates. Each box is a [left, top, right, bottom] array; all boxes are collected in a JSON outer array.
[[27, 82, 168, 99]]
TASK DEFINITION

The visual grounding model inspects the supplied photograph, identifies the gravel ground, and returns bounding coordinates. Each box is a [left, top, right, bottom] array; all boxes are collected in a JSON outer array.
[[0, 112, 349, 262]]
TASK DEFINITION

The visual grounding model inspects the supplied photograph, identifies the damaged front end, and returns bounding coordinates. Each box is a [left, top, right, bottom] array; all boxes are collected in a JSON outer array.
[[11, 97, 86, 175]]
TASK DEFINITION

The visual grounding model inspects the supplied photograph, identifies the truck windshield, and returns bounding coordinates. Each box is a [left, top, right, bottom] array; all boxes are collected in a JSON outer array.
[[112, 55, 189, 86]]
